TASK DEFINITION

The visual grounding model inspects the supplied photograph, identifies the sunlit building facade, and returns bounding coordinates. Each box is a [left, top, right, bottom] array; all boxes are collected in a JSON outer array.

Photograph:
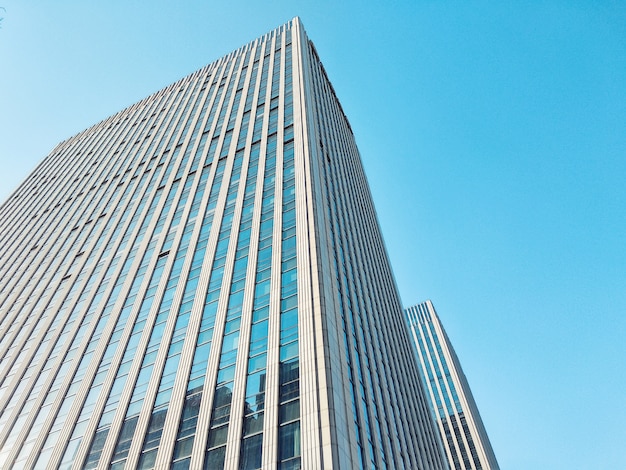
[[0, 18, 447, 470], [406, 301, 499, 470]]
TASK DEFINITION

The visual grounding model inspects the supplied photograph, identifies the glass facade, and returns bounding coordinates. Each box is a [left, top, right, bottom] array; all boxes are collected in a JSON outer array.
[[0, 18, 446, 469], [406, 301, 500, 470]]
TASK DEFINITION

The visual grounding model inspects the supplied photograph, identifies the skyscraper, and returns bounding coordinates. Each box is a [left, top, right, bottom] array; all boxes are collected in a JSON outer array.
[[0, 18, 447, 469], [405, 301, 499, 470]]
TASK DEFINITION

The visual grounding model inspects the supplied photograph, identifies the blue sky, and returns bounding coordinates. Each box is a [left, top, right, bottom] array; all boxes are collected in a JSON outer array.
[[1, 2, 625, 468]]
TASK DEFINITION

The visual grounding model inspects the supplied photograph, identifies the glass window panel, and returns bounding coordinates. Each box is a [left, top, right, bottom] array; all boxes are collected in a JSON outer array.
[[154, 388, 173, 407], [113, 416, 139, 459], [278, 421, 301, 461], [281, 269, 297, 286], [221, 331, 240, 352], [280, 309, 298, 332], [208, 425, 229, 449], [243, 412, 264, 436], [205, 446, 226, 469], [245, 371, 266, 397], [172, 458, 191, 470], [137, 448, 158, 470], [280, 295, 298, 312], [173, 436, 194, 460], [213, 383, 234, 407], [279, 400, 300, 424], [279, 381, 300, 403], [249, 336, 268, 356], [240, 434, 263, 470], [277, 458, 301, 470], [254, 279, 271, 297], [248, 353, 267, 373], [280, 341, 299, 361], [224, 318, 241, 334], [212, 403, 232, 423], [250, 320, 269, 340], [228, 290, 245, 308], [245, 393, 265, 413]]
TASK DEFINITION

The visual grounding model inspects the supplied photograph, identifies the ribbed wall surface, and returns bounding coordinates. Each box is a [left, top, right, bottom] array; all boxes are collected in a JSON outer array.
[[0, 18, 446, 470], [298, 36, 447, 470]]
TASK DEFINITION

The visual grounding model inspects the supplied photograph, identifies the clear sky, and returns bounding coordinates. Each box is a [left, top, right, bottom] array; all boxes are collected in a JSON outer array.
[[1, 2, 625, 468]]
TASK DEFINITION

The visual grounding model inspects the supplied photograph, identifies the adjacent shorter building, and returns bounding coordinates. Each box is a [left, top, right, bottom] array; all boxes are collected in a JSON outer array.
[[405, 300, 499, 470]]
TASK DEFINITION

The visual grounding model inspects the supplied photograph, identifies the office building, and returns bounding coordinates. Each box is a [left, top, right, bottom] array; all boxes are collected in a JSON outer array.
[[0, 18, 447, 469], [406, 301, 499, 470]]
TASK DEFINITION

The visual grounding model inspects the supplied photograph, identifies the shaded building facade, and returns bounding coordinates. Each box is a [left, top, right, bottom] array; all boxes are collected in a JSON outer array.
[[406, 301, 499, 470], [0, 18, 447, 470]]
